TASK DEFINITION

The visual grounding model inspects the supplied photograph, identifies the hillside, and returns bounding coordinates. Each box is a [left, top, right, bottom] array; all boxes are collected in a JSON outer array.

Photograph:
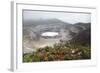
[[23, 19, 91, 54], [23, 19, 91, 62]]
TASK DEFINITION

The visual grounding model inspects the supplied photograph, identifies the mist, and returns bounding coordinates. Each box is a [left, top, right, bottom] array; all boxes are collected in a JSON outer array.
[[23, 10, 91, 24]]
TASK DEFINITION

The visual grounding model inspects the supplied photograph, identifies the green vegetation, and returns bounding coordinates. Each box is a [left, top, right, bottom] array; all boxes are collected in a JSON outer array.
[[23, 40, 91, 62]]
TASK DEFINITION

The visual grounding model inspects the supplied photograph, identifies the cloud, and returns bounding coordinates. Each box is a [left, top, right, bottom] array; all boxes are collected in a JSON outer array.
[[23, 10, 91, 24]]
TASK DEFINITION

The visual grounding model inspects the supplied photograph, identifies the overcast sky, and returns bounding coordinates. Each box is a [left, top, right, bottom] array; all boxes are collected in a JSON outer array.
[[23, 10, 91, 24]]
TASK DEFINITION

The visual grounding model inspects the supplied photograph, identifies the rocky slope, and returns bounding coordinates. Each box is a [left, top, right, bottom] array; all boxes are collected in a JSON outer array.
[[23, 19, 91, 54]]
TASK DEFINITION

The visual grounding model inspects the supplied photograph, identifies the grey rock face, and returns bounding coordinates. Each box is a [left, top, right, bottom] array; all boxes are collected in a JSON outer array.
[[23, 19, 90, 54]]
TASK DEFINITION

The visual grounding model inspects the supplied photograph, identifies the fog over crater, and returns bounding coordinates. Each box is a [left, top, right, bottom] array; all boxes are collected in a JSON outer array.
[[41, 32, 59, 37]]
